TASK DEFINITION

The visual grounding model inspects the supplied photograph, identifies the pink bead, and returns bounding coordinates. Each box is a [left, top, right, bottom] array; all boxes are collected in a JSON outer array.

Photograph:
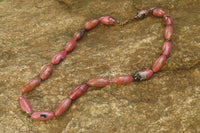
[[148, 7, 156, 13], [111, 75, 133, 85], [65, 39, 76, 52], [31, 111, 54, 120], [69, 83, 88, 100], [152, 55, 166, 72], [21, 78, 41, 93], [133, 69, 153, 81], [40, 64, 53, 80], [165, 25, 173, 40], [73, 29, 85, 41], [163, 14, 173, 25], [55, 98, 71, 116], [152, 8, 165, 17], [162, 41, 172, 56], [51, 51, 67, 65], [87, 78, 110, 87], [18, 96, 32, 114], [99, 16, 115, 25], [134, 10, 149, 19], [85, 19, 99, 30]]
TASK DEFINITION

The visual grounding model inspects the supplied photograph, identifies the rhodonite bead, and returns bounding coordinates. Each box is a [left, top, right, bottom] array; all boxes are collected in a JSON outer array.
[[162, 41, 172, 56], [99, 16, 116, 25], [73, 29, 85, 41], [111, 75, 133, 85], [69, 83, 88, 100], [85, 19, 99, 30], [21, 78, 41, 93], [87, 78, 110, 87], [31, 111, 55, 120], [148, 7, 156, 13], [65, 39, 76, 52], [18, 96, 32, 114], [55, 98, 71, 116], [51, 50, 67, 65], [165, 25, 173, 40], [40, 64, 53, 80], [152, 8, 165, 17], [134, 10, 148, 19], [133, 69, 153, 81], [163, 14, 173, 25], [152, 55, 166, 72]]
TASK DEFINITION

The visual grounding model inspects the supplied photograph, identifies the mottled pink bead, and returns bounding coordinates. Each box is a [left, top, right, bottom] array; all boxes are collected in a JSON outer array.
[[112, 75, 133, 85], [152, 55, 166, 72], [69, 83, 88, 100], [21, 78, 41, 93], [65, 39, 76, 52], [73, 29, 85, 41], [165, 25, 173, 40], [31, 111, 54, 121], [85, 19, 99, 30], [148, 7, 156, 13], [163, 14, 173, 25], [133, 69, 153, 81], [87, 78, 110, 87], [152, 8, 165, 17], [134, 10, 148, 19], [99, 16, 115, 25], [40, 64, 53, 80], [162, 41, 172, 56], [18, 96, 32, 114], [55, 98, 71, 116], [51, 51, 67, 65]]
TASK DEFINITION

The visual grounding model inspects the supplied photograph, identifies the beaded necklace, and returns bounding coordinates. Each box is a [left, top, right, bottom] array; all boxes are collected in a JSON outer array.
[[19, 7, 173, 120]]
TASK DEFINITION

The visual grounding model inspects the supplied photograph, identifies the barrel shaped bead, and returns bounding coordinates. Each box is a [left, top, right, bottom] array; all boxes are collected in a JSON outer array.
[[148, 7, 156, 13], [152, 8, 165, 17], [69, 83, 88, 100], [51, 51, 67, 65], [99, 16, 115, 25], [85, 19, 99, 30], [133, 69, 153, 81], [165, 25, 173, 40], [112, 75, 133, 85], [163, 14, 173, 25], [18, 96, 32, 114], [73, 29, 85, 41], [134, 10, 149, 19], [31, 111, 55, 120], [152, 55, 167, 72], [40, 64, 53, 80], [21, 78, 41, 93], [162, 41, 172, 56], [87, 78, 110, 87], [55, 98, 72, 116], [65, 39, 77, 52]]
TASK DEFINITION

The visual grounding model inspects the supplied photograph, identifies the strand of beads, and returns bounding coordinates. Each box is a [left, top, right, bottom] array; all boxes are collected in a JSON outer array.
[[18, 7, 173, 120], [133, 7, 173, 81]]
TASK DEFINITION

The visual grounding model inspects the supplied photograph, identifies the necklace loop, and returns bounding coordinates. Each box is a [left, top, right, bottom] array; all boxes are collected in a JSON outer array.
[[19, 7, 173, 120]]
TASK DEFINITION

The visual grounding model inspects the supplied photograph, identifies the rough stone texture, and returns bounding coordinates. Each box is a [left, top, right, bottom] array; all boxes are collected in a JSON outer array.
[[0, 0, 200, 132]]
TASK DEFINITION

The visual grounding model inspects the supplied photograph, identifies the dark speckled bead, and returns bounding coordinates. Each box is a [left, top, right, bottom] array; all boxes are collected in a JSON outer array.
[[134, 10, 149, 19], [31, 111, 54, 121]]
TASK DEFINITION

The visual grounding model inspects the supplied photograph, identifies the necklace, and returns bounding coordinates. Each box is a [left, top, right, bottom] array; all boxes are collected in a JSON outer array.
[[19, 7, 173, 121]]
